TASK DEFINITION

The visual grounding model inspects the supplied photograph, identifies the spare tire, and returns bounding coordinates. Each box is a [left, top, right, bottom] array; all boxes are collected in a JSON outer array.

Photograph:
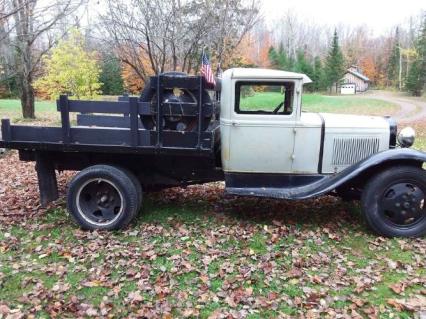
[[139, 72, 212, 132]]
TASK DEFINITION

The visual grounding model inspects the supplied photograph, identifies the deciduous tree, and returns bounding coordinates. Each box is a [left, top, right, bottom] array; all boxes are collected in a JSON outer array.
[[34, 29, 102, 100], [100, 0, 259, 84], [2, 0, 84, 118]]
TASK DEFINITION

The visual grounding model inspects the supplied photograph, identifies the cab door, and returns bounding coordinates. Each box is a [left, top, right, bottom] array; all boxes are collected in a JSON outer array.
[[226, 80, 296, 174]]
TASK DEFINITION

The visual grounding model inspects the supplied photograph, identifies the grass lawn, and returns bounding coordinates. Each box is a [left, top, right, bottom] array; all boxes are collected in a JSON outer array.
[[0, 99, 56, 121], [1, 93, 399, 121], [239, 92, 399, 116], [0, 95, 425, 318]]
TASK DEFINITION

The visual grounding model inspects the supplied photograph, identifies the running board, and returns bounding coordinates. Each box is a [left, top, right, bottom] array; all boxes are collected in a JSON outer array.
[[224, 148, 426, 200]]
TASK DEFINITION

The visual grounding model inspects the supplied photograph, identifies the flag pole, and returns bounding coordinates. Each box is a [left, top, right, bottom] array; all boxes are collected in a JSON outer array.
[[200, 46, 206, 75]]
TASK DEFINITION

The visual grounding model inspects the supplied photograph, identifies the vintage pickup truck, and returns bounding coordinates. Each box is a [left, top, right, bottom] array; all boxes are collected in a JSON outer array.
[[0, 68, 425, 237]]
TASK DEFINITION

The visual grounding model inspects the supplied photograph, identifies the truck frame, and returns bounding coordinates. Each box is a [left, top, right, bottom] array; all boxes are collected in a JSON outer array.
[[1, 69, 426, 237]]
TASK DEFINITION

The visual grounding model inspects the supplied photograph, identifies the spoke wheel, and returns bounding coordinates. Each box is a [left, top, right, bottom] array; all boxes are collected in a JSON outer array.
[[77, 178, 123, 226]]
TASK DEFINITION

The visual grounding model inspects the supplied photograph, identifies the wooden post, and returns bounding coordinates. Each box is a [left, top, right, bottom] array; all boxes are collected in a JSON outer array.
[[59, 95, 71, 144], [35, 152, 59, 207], [156, 75, 163, 147], [197, 76, 204, 149], [129, 97, 139, 147], [1, 119, 11, 141]]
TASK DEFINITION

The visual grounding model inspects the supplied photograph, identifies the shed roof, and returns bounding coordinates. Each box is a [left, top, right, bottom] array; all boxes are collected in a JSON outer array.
[[346, 69, 370, 82]]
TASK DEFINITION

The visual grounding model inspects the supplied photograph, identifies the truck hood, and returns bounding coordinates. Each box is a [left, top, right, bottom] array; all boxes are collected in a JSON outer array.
[[320, 113, 389, 130]]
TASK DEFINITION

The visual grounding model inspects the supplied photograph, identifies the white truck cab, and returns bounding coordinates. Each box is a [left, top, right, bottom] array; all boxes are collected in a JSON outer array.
[[220, 68, 391, 175]]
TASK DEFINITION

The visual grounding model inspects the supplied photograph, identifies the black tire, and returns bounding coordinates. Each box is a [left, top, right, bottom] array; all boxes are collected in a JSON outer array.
[[361, 166, 426, 237], [139, 72, 212, 132], [67, 165, 139, 230], [118, 166, 143, 213]]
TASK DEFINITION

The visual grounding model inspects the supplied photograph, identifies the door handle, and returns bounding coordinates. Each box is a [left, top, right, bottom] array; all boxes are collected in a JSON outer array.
[[231, 121, 237, 126]]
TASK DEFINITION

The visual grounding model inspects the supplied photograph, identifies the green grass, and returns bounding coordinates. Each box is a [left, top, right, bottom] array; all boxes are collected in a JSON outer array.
[[240, 92, 284, 111], [0, 93, 399, 123], [239, 91, 398, 116], [0, 94, 422, 317], [0, 196, 423, 317], [302, 93, 399, 115], [0, 99, 56, 120]]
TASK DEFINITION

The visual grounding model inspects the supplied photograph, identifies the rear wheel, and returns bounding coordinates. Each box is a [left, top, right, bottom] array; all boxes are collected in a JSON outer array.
[[361, 166, 426, 237], [67, 165, 139, 230]]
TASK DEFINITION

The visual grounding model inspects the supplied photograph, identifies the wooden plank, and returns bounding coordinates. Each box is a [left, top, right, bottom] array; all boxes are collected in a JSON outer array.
[[150, 131, 212, 149], [10, 126, 62, 142], [57, 98, 130, 114], [76, 114, 143, 128], [72, 127, 150, 146], [9, 125, 151, 146], [68, 100, 130, 114], [59, 95, 71, 143], [35, 152, 59, 207]]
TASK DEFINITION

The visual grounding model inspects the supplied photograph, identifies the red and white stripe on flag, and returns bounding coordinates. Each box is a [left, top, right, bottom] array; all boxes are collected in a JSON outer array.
[[201, 52, 216, 87]]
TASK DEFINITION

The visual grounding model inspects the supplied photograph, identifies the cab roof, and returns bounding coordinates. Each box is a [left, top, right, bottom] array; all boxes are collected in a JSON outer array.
[[225, 68, 312, 84]]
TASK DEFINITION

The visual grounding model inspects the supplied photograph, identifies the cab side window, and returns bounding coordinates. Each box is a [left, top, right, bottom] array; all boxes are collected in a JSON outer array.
[[235, 82, 294, 115]]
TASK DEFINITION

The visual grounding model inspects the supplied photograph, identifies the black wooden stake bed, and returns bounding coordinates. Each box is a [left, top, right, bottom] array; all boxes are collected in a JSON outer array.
[[0, 75, 223, 206]]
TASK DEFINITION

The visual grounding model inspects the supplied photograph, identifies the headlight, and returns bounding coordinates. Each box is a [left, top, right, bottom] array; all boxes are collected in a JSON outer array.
[[397, 127, 415, 148]]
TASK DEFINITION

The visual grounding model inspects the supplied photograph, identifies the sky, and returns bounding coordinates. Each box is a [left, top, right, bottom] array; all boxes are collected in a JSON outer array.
[[261, 0, 425, 36]]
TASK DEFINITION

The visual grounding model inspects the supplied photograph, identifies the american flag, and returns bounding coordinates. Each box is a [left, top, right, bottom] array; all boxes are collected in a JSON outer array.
[[201, 52, 216, 87]]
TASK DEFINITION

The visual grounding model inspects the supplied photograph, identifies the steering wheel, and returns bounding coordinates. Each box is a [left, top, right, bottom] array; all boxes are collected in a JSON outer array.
[[273, 101, 284, 114]]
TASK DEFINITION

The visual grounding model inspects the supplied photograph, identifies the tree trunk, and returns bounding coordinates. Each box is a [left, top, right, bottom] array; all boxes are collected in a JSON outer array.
[[20, 79, 35, 119], [398, 49, 402, 91]]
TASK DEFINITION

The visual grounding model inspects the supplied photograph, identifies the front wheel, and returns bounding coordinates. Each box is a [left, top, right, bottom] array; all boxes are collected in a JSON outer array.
[[361, 166, 426, 237]]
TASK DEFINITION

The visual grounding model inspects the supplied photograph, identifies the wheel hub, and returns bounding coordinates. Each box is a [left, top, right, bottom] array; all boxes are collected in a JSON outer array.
[[77, 179, 123, 226], [381, 182, 425, 227]]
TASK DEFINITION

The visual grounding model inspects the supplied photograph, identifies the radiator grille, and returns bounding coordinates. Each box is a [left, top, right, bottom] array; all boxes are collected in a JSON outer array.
[[332, 137, 380, 166]]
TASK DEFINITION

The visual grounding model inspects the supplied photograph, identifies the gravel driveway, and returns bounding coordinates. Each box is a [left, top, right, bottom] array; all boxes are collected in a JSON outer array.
[[360, 90, 426, 123]]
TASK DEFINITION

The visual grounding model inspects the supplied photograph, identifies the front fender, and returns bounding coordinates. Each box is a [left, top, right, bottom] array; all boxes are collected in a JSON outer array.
[[306, 148, 426, 198], [226, 148, 426, 200]]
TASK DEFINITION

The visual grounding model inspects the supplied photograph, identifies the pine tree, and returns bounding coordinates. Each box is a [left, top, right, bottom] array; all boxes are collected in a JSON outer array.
[[406, 16, 426, 96], [324, 29, 345, 93], [294, 50, 314, 91], [405, 59, 422, 95], [268, 44, 290, 70], [268, 47, 280, 68], [34, 29, 102, 100], [100, 55, 124, 95], [312, 56, 325, 92], [387, 27, 401, 88]]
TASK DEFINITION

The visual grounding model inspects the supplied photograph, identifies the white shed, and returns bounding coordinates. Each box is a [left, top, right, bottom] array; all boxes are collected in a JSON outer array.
[[341, 66, 370, 93]]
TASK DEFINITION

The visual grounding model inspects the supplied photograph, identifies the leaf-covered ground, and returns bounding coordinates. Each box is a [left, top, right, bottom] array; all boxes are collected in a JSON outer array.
[[1, 95, 425, 318], [0, 151, 425, 318]]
